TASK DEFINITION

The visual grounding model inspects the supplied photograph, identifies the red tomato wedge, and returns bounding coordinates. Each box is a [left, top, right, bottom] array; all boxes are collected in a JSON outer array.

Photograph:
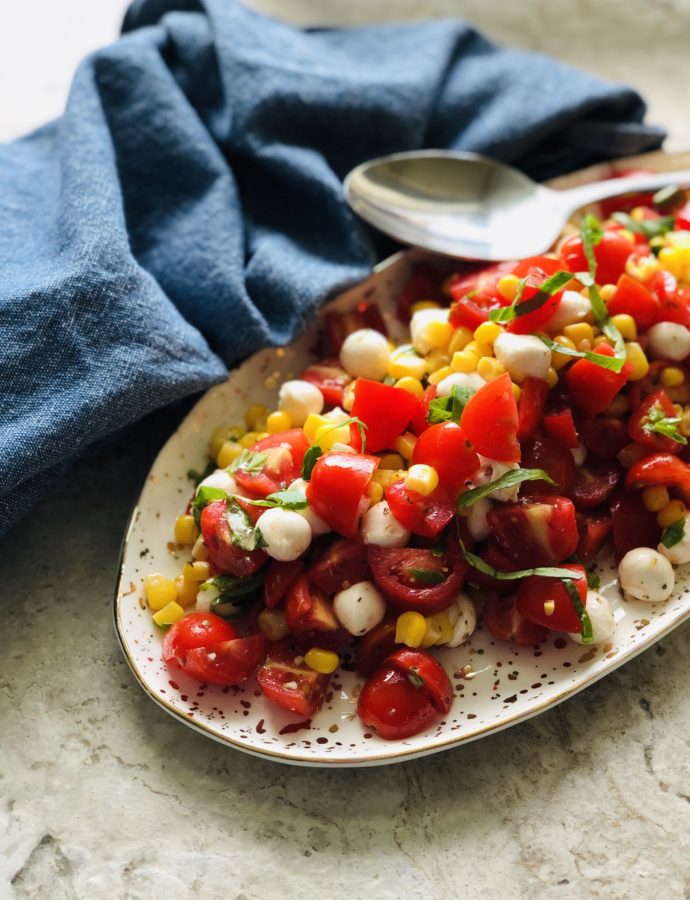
[[559, 229, 632, 285], [306, 451, 379, 538], [542, 408, 579, 449], [200, 499, 267, 577], [610, 492, 662, 563], [367, 546, 465, 614], [285, 575, 339, 634], [162, 612, 238, 665], [570, 457, 621, 510], [349, 379, 419, 452], [520, 436, 575, 496], [517, 377, 549, 441], [565, 344, 630, 417], [412, 422, 479, 494], [487, 496, 579, 567], [576, 510, 612, 562], [607, 274, 658, 331], [234, 429, 309, 498], [301, 358, 351, 407], [506, 269, 566, 335], [460, 372, 520, 462], [181, 634, 266, 686], [516, 564, 587, 634], [257, 640, 330, 716], [628, 390, 684, 454], [385, 480, 456, 537], [354, 616, 398, 676], [483, 594, 549, 646], [410, 384, 437, 436], [307, 538, 370, 594], [448, 262, 515, 331], [263, 559, 305, 610], [578, 414, 630, 459], [357, 664, 437, 740], [388, 648, 453, 713], [625, 452, 690, 504]]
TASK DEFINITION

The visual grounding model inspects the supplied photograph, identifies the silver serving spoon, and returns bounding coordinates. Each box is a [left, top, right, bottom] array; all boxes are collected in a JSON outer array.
[[344, 150, 690, 261]]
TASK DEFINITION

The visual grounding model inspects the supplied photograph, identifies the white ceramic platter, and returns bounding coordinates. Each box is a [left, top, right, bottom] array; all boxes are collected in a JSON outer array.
[[115, 151, 690, 767]]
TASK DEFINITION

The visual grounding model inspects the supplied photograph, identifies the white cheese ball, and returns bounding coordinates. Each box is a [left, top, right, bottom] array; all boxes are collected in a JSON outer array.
[[258, 507, 312, 562], [446, 593, 477, 647], [197, 469, 241, 496], [410, 307, 451, 355], [570, 441, 587, 467], [436, 371, 486, 397], [618, 547, 675, 603], [658, 512, 690, 565], [278, 379, 324, 426], [339, 328, 390, 381], [646, 322, 690, 362], [471, 455, 520, 502], [494, 332, 551, 382], [568, 590, 615, 645], [465, 497, 492, 541], [333, 581, 387, 636], [195, 582, 219, 613], [360, 501, 410, 547], [288, 478, 331, 536], [544, 289, 591, 333]]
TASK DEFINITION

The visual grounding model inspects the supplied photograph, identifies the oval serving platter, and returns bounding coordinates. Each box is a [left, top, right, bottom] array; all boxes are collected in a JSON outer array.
[[115, 150, 690, 767]]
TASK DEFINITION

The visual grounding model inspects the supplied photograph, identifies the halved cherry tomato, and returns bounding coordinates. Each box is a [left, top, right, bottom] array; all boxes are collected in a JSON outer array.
[[517, 377, 549, 441], [181, 634, 266, 686], [610, 492, 662, 563], [448, 262, 516, 331], [410, 385, 437, 436], [483, 594, 549, 646], [324, 301, 387, 355], [257, 640, 330, 716], [578, 414, 629, 459], [625, 452, 690, 504], [234, 429, 309, 498], [559, 229, 632, 285], [367, 546, 465, 614], [464, 540, 517, 594], [263, 559, 305, 610], [565, 344, 631, 417], [357, 664, 437, 740], [388, 648, 453, 713], [285, 575, 339, 634], [570, 456, 621, 510], [607, 274, 658, 331], [385, 481, 455, 538], [200, 499, 267, 577], [307, 538, 370, 594], [306, 451, 379, 538], [650, 270, 690, 327], [461, 373, 520, 462], [542, 408, 579, 449], [506, 269, 566, 335], [512, 256, 564, 279], [576, 510, 612, 561], [412, 422, 480, 494], [301, 358, 351, 407], [520, 436, 575, 496], [628, 390, 684, 454], [355, 615, 398, 676], [487, 496, 579, 567], [350, 379, 419, 452], [396, 263, 444, 322], [516, 564, 587, 634], [162, 612, 238, 665]]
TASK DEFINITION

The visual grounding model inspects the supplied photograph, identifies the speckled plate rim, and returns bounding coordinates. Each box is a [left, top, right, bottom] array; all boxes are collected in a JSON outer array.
[[114, 149, 690, 767]]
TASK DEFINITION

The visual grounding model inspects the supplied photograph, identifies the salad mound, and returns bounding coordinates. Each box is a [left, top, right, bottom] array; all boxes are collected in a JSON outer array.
[[144, 184, 690, 741]]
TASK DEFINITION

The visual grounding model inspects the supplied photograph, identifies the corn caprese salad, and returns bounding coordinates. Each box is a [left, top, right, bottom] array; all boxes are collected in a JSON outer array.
[[144, 183, 690, 740]]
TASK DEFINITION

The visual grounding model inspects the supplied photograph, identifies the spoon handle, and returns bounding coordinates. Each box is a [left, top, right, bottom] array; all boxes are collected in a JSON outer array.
[[549, 170, 690, 217]]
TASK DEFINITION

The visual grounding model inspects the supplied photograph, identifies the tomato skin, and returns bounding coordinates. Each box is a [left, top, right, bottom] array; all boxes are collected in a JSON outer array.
[[576, 510, 612, 561], [234, 429, 309, 498], [570, 456, 621, 510], [542, 408, 579, 449], [461, 373, 520, 462], [649, 270, 690, 327], [565, 344, 631, 417], [625, 452, 690, 504], [412, 422, 480, 494], [307, 538, 370, 594], [410, 385, 437, 436], [578, 414, 630, 459], [628, 390, 684, 454], [367, 546, 465, 614], [448, 262, 515, 331], [676, 202, 690, 231], [357, 665, 437, 740], [483, 594, 549, 646], [324, 301, 387, 355], [516, 564, 587, 633], [388, 648, 453, 713], [355, 616, 398, 676], [465, 540, 518, 594], [162, 612, 238, 665], [306, 451, 379, 538], [301, 358, 351, 407], [607, 274, 658, 331], [517, 377, 549, 442], [285, 575, 339, 634], [200, 500, 268, 577], [559, 229, 632, 285], [610, 492, 662, 563], [263, 560, 305, 610], [487, 496, 579, 567], [385, 481, 455, 538], [257, 640, 330, 716], [181, 634, 266, 686], [506, 270, 564, 335], [520, 436, 575, 496], [350, 379, 419, 453]]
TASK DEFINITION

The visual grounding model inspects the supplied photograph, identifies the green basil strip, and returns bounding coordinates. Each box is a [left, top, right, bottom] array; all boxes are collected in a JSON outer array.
[[207, 571, 265, 619], [661, 517, 686, 549], [577, 215, 627, 361], [191, 486, 228, 527], [226, 499, 266, 552], [612, 211, 676, 240], [301, 445, 323, 481], [586, 570, 601, 591], [229, 449, 269, 475], [427, 384, 475, 425], [406, 567, 446, 585], [563, 578, 593, 644], [458, 540, 585, 582], [489, 270, 574, 324], [540, 335, 626, 373], [249, 489, 308, 510], [642, 402, 688, 445], [580, 214, 604, 278], [457, 468, 555, 509]]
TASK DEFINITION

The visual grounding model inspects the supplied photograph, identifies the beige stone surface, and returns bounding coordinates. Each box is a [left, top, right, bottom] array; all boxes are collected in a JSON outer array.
[[2, 2, 690, 898]]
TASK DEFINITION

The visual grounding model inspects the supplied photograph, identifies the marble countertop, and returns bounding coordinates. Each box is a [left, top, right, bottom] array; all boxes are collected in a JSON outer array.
[[3, 2, 690, 898]]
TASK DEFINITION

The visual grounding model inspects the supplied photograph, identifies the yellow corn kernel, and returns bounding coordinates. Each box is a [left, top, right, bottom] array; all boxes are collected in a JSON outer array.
[[610, 314, 637, 341], [258, 609, 289, 641], [174, 514, 198, 545], [642, 486, 670, 513], [563, 322, 594, 345], [551, 335, 577, 371], [422, 611, 454, 647], [183, 560, 211, 583], [606, 394, 630, 417], [266, 410, 292, 434], [474, 321, 504, 345], [543, 600, 556, 617], [423, 319, 453, 350], [405, 463, 439, 496], [191, 536, 208, 562], [394, 432, 418, 460], [305, 647, 340, 675], [476, 357, 507, 382], [369, 481, 384, 505], [451, 350, 479, 373], [314, 423, 350, 451], [630, 206, 646, 222], [210, 425, 244, 459], [395, 611, 428, 648], [658, 246, 683, 279], [599, 284, 617, 303], [511, 382, 522, 403], [448, 326, 474, 355], [372, 469, 406, 490], [144, 574, 178, 611], [618, 228, 636, 245], [342, 386, 355, 412], [425, 349, 451, 373], [379, 453, 405, 470], [681, 407, 690, 438], [427, 365, 454, 386], [239, 430, 261, 449], [545, 368, 559, 389], [660, 366, 686, 389], [174, 575, 198, 608], [410, 300, 441, 314], [152, 601, 185, 628], [464, 340, 492, 359], [497, 273, 521, 302], [625, 342, 650, 381], [658, 500, 687, 528], [303, 413, 328, 442], [389, 345, 428, 381], [244, 403, 268, 431], [394, 376, 424, 398], [217, 440, 243, 468], [626, 254, 660, 282]]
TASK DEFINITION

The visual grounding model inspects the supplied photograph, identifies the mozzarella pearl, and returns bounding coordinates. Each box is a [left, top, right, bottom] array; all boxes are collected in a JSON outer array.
[[568, 590, 615, 645], [658, 512, 690, 565], [544, 289, 591, 333], [494, 332, 551, 382], [436, 371, 486, 397], [570, 441, 587, 467], [360, 501, 410, 547], [333, 581, 387, 636], [465, 497, 492, 541], [618, 547, 675, 603], [258, 507, 312, 562], [410, 308, 451, 354], [198, 469, 241, 496], [647, 322, 690, 362], [446, 593, 477, 647], [288, 478, 331, 536], [340, 329, 390, 380], [278, 379, 324, 426]]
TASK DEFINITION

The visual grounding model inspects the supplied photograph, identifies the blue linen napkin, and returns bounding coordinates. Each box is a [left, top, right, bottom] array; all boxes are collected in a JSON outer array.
[[0, 0, 664, 535]]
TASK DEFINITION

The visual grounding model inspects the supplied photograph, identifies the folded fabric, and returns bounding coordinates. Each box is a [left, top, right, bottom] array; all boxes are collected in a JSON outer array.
[[0, 0, 664, 535]]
